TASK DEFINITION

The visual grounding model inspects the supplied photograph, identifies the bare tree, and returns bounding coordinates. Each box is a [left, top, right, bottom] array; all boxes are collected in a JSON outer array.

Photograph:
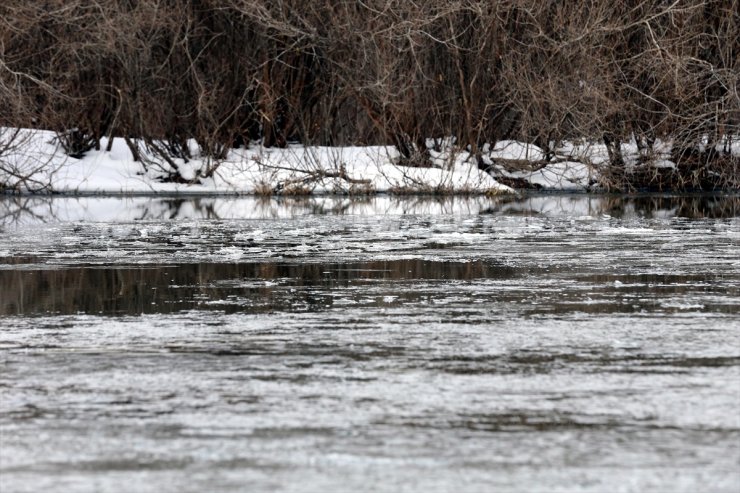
[[0, 0, 736, 189]]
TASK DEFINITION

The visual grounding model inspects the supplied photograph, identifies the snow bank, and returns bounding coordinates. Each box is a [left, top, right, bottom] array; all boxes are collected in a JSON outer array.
[[1, 130, 513, 195], [3, 129, 737, 195]]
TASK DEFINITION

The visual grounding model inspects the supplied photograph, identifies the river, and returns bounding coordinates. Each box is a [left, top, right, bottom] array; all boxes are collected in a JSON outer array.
[[1, 194, 738, 493]]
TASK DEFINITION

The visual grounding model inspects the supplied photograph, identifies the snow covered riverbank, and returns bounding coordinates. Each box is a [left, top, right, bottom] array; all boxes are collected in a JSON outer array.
[[2, 129, 737, 195], [0, 129, 586, 195]]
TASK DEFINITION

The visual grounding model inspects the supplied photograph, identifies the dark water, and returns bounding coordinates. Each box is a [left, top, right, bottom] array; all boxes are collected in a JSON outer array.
[[0, 194, 738, 493]]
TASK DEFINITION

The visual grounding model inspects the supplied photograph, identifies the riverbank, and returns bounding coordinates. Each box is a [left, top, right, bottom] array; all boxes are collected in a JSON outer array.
[[1, 129, 738, 195]]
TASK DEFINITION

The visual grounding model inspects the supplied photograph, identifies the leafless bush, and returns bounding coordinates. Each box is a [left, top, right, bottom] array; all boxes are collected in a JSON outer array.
[[0, 28, 56, 192], [0, 0, 737, 190]]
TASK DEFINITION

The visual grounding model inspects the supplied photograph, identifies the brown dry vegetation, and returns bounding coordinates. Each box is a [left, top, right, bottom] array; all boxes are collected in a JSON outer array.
[[0, 0, 738, 190]]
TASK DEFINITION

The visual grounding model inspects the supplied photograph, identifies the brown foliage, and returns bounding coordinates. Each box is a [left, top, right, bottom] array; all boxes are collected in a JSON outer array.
[[0, 0, 737, 188]]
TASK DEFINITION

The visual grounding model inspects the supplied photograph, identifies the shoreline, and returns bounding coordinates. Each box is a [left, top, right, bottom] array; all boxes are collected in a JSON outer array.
[[2, 130, 738, 196]]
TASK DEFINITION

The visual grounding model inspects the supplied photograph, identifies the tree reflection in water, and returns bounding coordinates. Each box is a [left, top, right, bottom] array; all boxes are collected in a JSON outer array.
[[1, 194, 737, 229], [0, 259, 513, 316]]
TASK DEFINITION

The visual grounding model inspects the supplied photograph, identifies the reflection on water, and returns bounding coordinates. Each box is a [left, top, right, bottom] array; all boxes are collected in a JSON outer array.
[[2, 260, 737, 317], [0, 194, 738, 493], [601, 194, 739, 218], [0, 259, 513, 316], [0, 193, 738, 228]]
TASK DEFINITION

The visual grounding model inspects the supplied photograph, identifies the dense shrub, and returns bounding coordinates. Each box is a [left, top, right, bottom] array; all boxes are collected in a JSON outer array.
[[0, 0, 737, 188]]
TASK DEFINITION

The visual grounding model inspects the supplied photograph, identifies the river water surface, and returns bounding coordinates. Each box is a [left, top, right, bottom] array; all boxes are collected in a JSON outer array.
[[0, 194, 738, 493]]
